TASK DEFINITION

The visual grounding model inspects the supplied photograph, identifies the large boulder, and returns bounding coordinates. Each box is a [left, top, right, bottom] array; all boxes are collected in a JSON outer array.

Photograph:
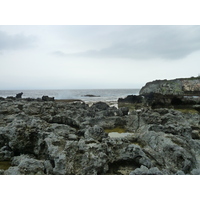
[[91, 102, 109, 110], [42, 96, 54, 101], [4, 155, 45, 175], [15, 92, 23, 99], [84, 125, 108, 141], [118, 95, 143, 104]]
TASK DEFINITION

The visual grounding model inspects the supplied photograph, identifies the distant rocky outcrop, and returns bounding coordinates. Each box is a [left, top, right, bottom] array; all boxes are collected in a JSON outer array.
[[16, 92, 23, 99], [140, 77, 200, 96], [83, 94, 100, 97], [118, 77, 200, 109], [138, 77, 200, 108], [42, 96, 54, 101]]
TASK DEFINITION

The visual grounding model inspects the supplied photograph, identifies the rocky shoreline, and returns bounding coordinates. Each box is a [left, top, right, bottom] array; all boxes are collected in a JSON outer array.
[[1, 78, 200, 175]]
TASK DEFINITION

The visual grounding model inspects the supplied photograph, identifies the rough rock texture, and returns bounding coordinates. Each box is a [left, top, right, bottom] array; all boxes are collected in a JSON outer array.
[[130, 165, 164, 175], [138, 77, 200, 108], [0, 97, 200, 175], [42, 96, 54, 101], [118, 95, 143, 104], [140, 77, 200, 96]]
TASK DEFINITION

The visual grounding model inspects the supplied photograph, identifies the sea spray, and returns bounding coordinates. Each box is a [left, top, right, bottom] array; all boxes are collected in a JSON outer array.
[[56, 90, 74, 99]]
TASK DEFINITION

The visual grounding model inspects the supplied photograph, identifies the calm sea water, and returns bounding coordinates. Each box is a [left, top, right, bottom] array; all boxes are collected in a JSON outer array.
[[0, 89, 140, 103]]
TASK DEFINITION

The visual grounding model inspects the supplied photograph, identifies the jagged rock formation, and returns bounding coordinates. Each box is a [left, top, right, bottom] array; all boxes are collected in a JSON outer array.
[[42, 96, 55, 101], [118, 95, 143, 104], [140, 77, 200, 96], [15, 92, 23, 99], [0, 97, 200, 175], [138, 77, 200, 108]]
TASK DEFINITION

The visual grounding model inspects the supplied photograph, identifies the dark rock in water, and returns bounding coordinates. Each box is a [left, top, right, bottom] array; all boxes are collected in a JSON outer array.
[[16, 92, 23, 99], [42, 96, 54, 101], [118, 95, 143, 104], [83, 94, 100, 97]]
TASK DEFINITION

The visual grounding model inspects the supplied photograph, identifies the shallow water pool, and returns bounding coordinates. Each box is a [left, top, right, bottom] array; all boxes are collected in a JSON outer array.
[[0, 161, 11, 170], [105, 127, 134, 138], [108, 132, 134, 138]]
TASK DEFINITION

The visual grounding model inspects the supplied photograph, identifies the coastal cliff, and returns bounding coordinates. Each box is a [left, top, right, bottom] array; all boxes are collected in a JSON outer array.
[[140, 76, 200, 96], [137, 77, 200, 109]]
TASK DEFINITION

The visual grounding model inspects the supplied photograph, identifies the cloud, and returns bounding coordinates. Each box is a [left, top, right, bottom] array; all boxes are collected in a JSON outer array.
[[51, 51, 66, 57], [52, 26, 200, 60], [0, 31, 37, 50]]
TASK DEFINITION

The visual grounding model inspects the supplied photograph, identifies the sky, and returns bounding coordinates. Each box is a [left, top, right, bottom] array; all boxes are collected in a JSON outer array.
[[1, 25, 200, 90]]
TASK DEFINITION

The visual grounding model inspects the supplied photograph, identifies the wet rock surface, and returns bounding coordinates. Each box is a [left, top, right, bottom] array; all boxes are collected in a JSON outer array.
[[0, 97, 200, 175]]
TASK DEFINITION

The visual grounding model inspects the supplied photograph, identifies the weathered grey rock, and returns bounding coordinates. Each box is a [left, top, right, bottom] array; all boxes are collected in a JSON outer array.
[[44, 160, 53, 174], [140, 77, 200, 96], [4, 167, 21, 175], [139, 77, 200, 108], [175, 170, 185, 175], [0, 116, 49, 156], [50, 115, 79, 128], [191, 168, 200, 175], [84, 125, 108, 141], [91, 102, 109, 110], [130, 165, 164, 175], [119, 107, 129, 116], [137, 130, 197, 174], [1, 97, 200, 175], [0, 146, 13, 160], [4, 155, 45, 175]]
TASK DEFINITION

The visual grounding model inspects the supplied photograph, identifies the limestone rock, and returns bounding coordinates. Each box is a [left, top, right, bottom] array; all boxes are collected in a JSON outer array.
[[130, 165, 164, 175], [140, 77, 200, 96], [1, 96, 200, 175], [84, 125, 108, 141], [4, 155, 45, 175]]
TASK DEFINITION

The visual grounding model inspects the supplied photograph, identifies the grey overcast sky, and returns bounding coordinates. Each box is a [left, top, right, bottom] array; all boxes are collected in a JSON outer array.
[[1, 25, 200, 90]]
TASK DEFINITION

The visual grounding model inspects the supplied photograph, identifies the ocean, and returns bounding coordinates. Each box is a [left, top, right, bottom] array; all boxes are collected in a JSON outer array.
[[0, 89, 140, 104]]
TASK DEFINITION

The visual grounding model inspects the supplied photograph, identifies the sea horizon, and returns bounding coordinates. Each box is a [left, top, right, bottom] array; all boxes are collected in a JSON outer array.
[[0, 88, 140, 103]]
